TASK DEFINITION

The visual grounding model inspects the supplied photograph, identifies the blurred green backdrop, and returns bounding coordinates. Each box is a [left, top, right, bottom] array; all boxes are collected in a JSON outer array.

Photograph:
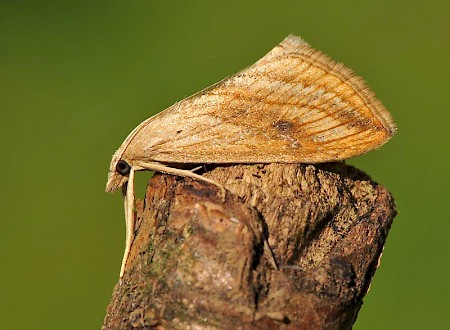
[[1, 1, 449, 329]]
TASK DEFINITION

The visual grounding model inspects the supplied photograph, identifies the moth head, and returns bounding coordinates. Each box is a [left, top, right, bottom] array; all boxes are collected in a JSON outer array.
[[105, 155, 131, 193]]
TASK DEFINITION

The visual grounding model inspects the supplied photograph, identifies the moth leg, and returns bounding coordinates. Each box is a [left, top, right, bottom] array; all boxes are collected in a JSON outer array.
[[135, 161, 226, 199], [263, 239, 279, 270], [190, 165, 203, 172], [120, 168, 136, 278]]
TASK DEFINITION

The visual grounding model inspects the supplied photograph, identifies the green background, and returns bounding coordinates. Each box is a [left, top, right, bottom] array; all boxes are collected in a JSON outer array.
[[1, 1, 448, 329]]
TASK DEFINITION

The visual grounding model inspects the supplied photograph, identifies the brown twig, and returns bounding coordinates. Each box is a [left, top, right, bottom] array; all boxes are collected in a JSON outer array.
[[103, 163, 396, 330]]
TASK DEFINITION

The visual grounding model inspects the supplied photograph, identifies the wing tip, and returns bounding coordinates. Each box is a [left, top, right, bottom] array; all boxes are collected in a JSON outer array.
[[280, 34, 310, 48], [367, 92, 398, 141]]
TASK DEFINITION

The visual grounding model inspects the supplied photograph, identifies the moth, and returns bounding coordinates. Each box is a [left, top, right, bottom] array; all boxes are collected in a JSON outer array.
[[106, 35, 396, 277]]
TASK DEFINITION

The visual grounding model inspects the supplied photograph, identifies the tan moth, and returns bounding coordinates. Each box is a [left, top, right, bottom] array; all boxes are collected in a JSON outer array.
[[106, 35, 396, 277]]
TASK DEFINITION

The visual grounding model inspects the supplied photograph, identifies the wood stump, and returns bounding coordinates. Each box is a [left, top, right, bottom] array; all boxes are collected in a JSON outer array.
[[103, 163, 396, 330]]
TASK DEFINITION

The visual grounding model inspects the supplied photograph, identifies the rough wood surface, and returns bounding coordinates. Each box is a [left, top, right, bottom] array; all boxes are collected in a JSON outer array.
[[103, 163, 396, 330]]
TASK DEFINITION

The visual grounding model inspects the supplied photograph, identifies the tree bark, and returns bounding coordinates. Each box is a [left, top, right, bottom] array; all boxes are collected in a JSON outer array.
[[103, 163, 396, 330]]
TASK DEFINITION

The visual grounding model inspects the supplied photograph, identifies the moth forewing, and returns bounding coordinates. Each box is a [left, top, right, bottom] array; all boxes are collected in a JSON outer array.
[[107, 34, 396, 277]]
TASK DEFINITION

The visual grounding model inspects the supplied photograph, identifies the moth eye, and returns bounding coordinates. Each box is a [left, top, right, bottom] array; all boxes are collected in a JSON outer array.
[[116, 160, 131, 176]]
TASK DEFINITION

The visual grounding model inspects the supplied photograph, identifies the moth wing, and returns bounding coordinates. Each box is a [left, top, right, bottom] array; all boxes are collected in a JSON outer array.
[[122, 35, 396, 164]]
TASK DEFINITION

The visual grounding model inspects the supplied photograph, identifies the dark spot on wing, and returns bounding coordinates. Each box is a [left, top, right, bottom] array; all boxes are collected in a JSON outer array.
[[273, 120, 293, 134]]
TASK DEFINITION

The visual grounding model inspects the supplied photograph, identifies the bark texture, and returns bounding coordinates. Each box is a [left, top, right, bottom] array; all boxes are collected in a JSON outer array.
[[103, 163, 396, 330]]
